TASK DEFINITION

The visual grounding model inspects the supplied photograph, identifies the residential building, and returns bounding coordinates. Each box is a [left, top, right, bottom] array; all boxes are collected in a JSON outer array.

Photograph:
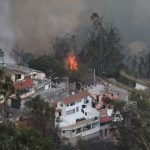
[[54, 91, 100, 144], [135, 83, 148, 90], [88, 82, 128, 110], [8, 79, 35, 109], [34, 80, 68, 102], [99, 108, 118, 140], [5, 64, 46, 82], [88, 82, 128, 141]]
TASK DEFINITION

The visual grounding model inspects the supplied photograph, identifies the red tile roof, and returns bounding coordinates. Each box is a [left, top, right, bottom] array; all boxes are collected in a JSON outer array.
[[63, 91, 91, 105], [14, 79, 33, 90], [100, 116, 112, 123]]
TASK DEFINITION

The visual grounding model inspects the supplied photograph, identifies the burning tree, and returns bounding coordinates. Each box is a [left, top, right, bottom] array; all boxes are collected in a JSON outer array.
[[66, 54, 78, 72]]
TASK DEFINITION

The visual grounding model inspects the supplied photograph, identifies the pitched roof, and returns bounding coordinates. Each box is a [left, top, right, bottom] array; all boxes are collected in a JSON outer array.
[[100, 116, 112, 123], [14, 79, 33, 90], [79, 73, 102, 85], [63, 91, 91, 105]]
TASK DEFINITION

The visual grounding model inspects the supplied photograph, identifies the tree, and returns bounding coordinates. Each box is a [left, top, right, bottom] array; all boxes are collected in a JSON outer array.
[[0, 122, 18, 150], [25, 96, 61, 148], [15, 128, 56, 150], [145, 51, 150, 77], [25, 96, 55, 136], [28, 55, 66, 77], [0, 68, 15, 112], [111, 92, 150, 150], [0, 49, 4, 65], [52, 34, 77, 63], [0, 122, 56, 150], [76, 139, 117, 150], [84, 13, 123, 77]]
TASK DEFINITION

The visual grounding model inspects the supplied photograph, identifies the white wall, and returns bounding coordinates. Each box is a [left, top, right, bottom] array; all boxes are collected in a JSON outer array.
[[64, 96, 93, 119], [56, 95, 100, 127], [30, 72, 46, 80], [11, 74, 25, 82], [135, 83, 148, 90]]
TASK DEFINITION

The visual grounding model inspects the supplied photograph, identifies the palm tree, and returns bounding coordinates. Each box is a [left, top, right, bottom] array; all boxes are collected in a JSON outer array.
[[0, 68, 14, 112]]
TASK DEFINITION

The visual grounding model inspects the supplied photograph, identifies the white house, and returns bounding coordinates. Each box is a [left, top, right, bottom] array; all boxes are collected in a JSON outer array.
[[6, 64, 46, 82], [135, 83, 148, 90], [54, 91, 100, 143]]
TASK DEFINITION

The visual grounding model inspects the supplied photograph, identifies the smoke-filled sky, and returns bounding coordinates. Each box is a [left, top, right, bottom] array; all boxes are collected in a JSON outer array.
[[0, 0, 150, 61]]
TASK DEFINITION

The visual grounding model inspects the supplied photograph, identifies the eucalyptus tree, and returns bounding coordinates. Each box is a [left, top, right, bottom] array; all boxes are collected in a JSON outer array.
[[84, 12, 123, 77], [107, 92, 150, 150], [0, 49, 4, 65]]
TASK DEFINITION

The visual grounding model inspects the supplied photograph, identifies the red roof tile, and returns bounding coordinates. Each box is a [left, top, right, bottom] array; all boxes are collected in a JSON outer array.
[[100, 116, 112, 123], [63, 91, 91, 105], [14, 79, 33, 90]]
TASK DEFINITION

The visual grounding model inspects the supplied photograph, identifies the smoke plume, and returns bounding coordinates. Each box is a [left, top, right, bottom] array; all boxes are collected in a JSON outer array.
[[0, 0, 150, 60], [10, 0, 85, 54]]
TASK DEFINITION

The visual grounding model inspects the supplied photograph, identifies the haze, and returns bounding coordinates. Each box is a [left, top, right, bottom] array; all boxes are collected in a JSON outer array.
[[0, 0, 150, 56]]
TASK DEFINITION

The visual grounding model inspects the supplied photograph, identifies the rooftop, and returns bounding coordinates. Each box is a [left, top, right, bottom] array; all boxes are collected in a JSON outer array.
[[100, 116, 112, 123], [5, 64, 44, 75], [14, 79, 33, 90], [56, 95, 100, 128], [63, 91, 91, 105]]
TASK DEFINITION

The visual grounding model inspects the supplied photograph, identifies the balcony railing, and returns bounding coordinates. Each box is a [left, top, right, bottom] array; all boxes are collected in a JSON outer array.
[[56, 117, 63, 123]]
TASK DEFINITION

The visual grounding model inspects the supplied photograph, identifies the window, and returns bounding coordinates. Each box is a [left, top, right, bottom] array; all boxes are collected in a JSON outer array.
[[72, 130, 75, 133], [103, 105, 106, 109], [100, 130, 103, 137], [82, 105, 86, 108], [100, 122, 106, 126], [59, 111, 61, 117], [105, 129, 107, 136], [70, 102, 75, 106], [85, 112, 87, 116], [83, 124, 91, 132], [81, 109, 84, 114], [60, 104, 63, 107], [76, 128, 82, 134], [76, 107, 79, 112], [16, 74, 21, 80], [95, 116, 98, 120], [66, 109, 75, 115], [67, 105, 69, 107], [96, 95, 99, 102], [84, 98, 89, 104], [63, 131, 65, 134], [92, 122, 99, 129]]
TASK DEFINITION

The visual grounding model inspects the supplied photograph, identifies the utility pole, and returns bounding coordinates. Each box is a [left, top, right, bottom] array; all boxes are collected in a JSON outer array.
[[88, 68, 96, 86], [100, 24, 103, 77], [18, 45, 21, 64], [94, 68, 96, 86]]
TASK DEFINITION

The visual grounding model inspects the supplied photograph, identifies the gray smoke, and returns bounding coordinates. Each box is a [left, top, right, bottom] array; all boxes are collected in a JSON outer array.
[[10, 0, 85, 54], [0, 0, 15, 63], [0, 0, 150, 61]]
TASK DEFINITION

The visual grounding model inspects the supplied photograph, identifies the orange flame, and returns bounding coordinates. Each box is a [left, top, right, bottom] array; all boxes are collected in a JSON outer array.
[[66, 54, 78, 71]]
